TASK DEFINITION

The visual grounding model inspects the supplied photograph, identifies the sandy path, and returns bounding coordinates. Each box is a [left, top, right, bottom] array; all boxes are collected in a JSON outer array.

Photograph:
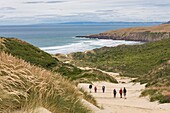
[[78, 68, 170, 113]]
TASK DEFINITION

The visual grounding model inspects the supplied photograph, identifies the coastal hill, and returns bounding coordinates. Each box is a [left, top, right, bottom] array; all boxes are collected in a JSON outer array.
[[77, 24, 170, 42]]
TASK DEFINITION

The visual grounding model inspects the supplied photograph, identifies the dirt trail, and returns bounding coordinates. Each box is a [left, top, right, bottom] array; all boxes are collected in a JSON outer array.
[[78, 68, 170, 113]]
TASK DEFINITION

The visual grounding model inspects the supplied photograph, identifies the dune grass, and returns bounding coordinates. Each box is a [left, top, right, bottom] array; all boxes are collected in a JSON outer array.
[[55, 64, 117, 84], [1, 37, 117, 84], [0, 52, 91, 113], [138, 62, 170, 103]]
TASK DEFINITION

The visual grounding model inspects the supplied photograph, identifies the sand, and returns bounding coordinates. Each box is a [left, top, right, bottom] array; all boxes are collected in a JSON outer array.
[[78, 70, 170, 113]]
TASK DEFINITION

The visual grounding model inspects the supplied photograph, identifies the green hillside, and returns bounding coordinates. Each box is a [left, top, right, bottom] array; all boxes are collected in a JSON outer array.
[[70, 38, 170, 77], [0, 37, 59, 70], [0, 37, 117, 83]]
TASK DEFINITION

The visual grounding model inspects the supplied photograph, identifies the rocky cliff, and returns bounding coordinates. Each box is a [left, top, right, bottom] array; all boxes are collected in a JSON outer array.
[[77, 24, 170, 42]]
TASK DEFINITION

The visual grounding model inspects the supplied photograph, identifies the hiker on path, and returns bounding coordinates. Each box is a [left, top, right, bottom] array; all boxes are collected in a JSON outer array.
[[89, 84, 92, 93], [123, 87, 127, 99], [119, 88, 123, 98], [94, 86, 97, 93], [102, 86, 105, 93], [113, 89, 117, 98]]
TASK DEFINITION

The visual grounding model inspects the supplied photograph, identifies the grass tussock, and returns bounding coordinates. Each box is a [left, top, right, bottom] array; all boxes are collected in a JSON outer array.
[[139, 62, 170, 103], [55, 64, 117, 84], [0, 52, 90, 113], [79, 88, 98, 107]]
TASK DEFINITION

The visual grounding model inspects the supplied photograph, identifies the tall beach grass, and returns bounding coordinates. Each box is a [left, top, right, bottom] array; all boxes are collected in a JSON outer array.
[[0, 52, 90, 113]]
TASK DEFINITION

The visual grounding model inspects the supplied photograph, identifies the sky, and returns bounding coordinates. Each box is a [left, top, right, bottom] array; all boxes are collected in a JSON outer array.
[[0, 0, 169, 25]]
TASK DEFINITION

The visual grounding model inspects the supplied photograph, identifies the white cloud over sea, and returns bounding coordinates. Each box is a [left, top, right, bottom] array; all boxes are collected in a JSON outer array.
[[0, 0, 169, 25]]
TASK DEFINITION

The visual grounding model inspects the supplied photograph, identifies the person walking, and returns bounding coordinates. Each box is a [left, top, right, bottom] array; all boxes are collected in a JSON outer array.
[[89, 84, 92, 93], [119, 88, 123, 98], [123, 87, 127, 99], [113, 89, 117, 98], [94, 86, 97, 93], [102, 86, 105, 93]]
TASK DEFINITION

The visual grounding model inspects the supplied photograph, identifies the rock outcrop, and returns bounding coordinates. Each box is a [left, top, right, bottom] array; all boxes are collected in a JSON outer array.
[[77, 24, 170, 42]]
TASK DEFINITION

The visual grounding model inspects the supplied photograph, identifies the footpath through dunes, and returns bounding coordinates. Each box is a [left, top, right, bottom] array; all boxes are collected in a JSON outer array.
[[78, 69, 170, 113]]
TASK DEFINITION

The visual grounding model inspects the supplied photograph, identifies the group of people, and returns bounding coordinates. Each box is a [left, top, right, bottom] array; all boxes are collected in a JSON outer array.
[[113, 87, 127, 99], [89, 84, 127, 99]]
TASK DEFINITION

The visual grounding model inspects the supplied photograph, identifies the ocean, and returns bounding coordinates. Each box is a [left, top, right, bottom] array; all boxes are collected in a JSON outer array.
[[0, 22, 161, 54]]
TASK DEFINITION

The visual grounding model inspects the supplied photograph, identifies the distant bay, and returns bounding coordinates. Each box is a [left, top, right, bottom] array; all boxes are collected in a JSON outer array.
[[0, 22, 161, 54]]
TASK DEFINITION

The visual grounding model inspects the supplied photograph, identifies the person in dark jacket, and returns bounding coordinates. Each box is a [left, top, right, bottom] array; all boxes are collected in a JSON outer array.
[[123, 87, 127, 99], [119, 88, 123, 98], [94, 86, 97, 93], [102, 86, 105, 93], [89, 84, 92, 93], [113, 89, 117, 98]]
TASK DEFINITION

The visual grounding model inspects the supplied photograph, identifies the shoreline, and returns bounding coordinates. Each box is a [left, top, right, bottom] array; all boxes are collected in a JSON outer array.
[[40, 39, 142, 54], [76, 35, 148, 42]]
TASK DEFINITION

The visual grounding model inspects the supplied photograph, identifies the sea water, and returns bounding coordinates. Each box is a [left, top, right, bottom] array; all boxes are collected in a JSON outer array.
[[0, 22, 161, 54]]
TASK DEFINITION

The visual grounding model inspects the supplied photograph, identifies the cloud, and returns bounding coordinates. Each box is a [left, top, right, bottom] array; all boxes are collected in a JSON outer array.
[[0, 0, 170, 25], [154, 3, 170, 7], [24, 1, 66, 4], [46, 1, 65, 3], [95, 10, 114, 13], [24, 1, 44, 4], [0, 7, 16, 13], [0, 15, 5, 18], [0, 7, 16, 10]]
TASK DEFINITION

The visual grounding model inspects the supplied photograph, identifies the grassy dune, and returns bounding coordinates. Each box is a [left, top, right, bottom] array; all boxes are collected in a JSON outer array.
[[0, 37, 59, 69], [0, 37, 117, 83], [139, 62, 170, 103], [55, 63, 117, 84], [0, 52, 91, 113], [70, 38, 170, 77]]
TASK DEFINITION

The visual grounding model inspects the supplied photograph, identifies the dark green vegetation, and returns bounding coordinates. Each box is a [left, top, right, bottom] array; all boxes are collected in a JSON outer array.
[[0, 37, 117, 83], [55, 63, 117, 83], [69, 38, 170, 103], [1, 38, 59, 70], [139, 62, 170, 103], [70, 38, 170, 77]]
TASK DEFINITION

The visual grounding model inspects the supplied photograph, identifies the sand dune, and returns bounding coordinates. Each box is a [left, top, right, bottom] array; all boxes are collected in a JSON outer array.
[[78, 71, 170, 113]]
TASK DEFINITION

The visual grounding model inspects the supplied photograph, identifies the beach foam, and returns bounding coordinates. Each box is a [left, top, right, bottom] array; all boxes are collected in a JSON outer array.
[[40, 39, 141, 54]]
